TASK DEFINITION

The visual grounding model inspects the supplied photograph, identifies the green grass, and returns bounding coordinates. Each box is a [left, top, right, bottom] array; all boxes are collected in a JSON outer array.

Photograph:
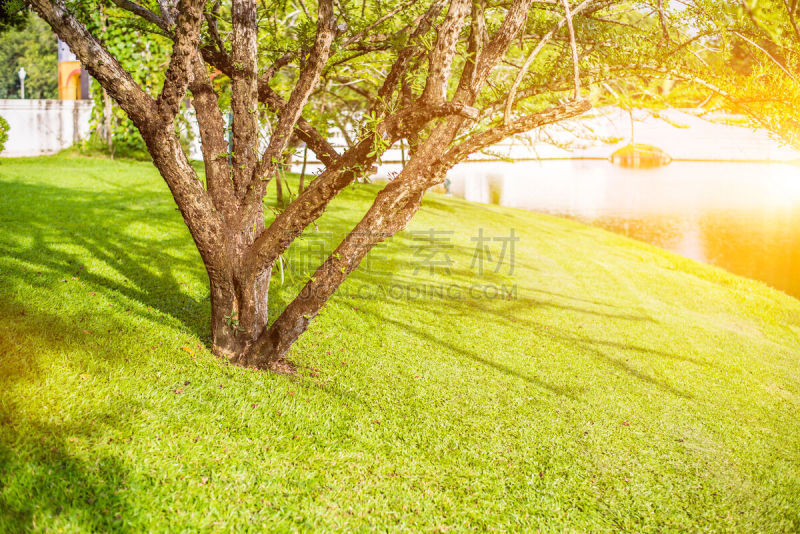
[[1, 153, 800, 532]]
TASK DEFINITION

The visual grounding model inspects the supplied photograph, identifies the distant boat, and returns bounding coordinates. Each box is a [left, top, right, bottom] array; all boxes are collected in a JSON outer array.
[[610, 144, 672, 169]]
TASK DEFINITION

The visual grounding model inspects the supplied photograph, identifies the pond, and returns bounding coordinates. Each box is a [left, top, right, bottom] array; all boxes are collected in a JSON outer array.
[[447, 159, 800, 300]]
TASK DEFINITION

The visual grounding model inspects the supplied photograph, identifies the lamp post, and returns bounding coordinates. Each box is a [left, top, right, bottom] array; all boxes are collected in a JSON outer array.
[[18, 67, 26, 99]]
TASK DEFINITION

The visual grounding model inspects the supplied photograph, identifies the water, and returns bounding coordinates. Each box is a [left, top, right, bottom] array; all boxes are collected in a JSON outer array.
[[447, 160, 800, 299]]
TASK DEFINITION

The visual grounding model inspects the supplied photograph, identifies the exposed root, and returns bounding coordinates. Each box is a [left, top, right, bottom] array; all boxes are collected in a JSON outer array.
[[267, 357, 296, 375]]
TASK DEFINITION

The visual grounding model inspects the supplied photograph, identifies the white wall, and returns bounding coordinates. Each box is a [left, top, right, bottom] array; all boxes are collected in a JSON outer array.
[[0, 99, 92, 157]]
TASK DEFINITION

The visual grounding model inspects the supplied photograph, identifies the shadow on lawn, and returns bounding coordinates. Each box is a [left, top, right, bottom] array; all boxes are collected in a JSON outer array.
[[0, 172, 710, 528], [0, 179, 209, 340], [0, 300, 134, 532], [0, 176, 700, 400], [0, 176, 207, 529], [0, 421, 133, 533], [357, 301, 695, 401]]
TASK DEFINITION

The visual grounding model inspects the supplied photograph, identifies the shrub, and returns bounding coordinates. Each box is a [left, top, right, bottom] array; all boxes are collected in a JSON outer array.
[[0, 115, 9, 154]]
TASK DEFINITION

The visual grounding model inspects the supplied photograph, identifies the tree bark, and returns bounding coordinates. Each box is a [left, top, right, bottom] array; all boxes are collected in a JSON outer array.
[[299, 145, 308, 193], [209, 266, 272, 360], [103, 88, 113, 153], [275, 171, 284, 205]]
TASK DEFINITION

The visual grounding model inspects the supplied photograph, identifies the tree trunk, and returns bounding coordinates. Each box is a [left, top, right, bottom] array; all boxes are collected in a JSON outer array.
[[209, 265, 272, 362], [103, 88, 113, 153], [239, 176, 426, 368], [275, 171, 283, 205], [299, 145, 307, 193], [100, 8, 113, 154]]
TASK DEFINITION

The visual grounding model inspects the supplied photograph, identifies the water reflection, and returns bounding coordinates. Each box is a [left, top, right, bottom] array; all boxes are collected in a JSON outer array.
[[447, 160, 800, 299]]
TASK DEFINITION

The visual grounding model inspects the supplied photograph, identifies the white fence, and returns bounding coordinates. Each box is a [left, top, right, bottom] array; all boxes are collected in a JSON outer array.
[[0, 99, 92, 157], [1, 103, 796, 163]]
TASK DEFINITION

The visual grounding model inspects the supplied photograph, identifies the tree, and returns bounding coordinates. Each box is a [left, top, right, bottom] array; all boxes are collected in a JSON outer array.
[[30, 0, 675, 370], [719, 0, 800, 146], [0, 14, 57, 99], [649, 1, 800, 147]]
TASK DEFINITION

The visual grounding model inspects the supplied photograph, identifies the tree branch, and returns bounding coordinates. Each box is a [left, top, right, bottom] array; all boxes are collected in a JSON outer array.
[[421, 0, 471, 104], [239, 0, 338, 223], [201, 45, 342, 169], [782, 0, 800, 40], [503, 0, 593, 124], [242, 136, 377, 278], [456, 0, 535, 102], [561, 0, 581, 99], [241, 94, 482, 280], [108, 0, 169, 30], [339, 0, 417, 48], [205, 1, 226, 54], [189, 54, 236, 220], [157, 0, 206, 118], [656, 0, 670, 43], [443, 99, 592, 170], [374, 0, 445, 110], [158, 0, 177, 27], [732, 30, 798, 85], [230, 0, 260, 195]]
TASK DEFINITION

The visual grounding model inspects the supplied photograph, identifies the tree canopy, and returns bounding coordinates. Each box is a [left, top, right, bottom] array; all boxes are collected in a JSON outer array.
[[27, 0, 719, 369], [692, 0, 800, 147]]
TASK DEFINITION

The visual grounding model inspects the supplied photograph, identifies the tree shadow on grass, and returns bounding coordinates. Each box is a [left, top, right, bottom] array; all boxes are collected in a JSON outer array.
[[0, 300, 136, 532], [461, 294, 712, 371], [344, 277, 697, 401], [371, 311, 584, 400], [0, 179, 209, 340], [263, 200, 700, 401], [0, 176, 699, 400], [0, 422, 133, 533]]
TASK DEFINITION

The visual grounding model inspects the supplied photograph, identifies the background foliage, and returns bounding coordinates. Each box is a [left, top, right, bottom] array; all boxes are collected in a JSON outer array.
[[0, 14, 56, 99]]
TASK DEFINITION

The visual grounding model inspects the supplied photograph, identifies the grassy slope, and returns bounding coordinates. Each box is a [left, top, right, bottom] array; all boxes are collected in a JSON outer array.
[[1, 154, 799, 532]]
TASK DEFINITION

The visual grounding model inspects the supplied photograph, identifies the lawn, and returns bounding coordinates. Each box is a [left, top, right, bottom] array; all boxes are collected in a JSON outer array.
[[1, 154, 799, 532]]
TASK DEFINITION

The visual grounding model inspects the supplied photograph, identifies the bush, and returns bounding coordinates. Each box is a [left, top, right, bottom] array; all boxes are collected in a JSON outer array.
[[0, 115, 9, 154]]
